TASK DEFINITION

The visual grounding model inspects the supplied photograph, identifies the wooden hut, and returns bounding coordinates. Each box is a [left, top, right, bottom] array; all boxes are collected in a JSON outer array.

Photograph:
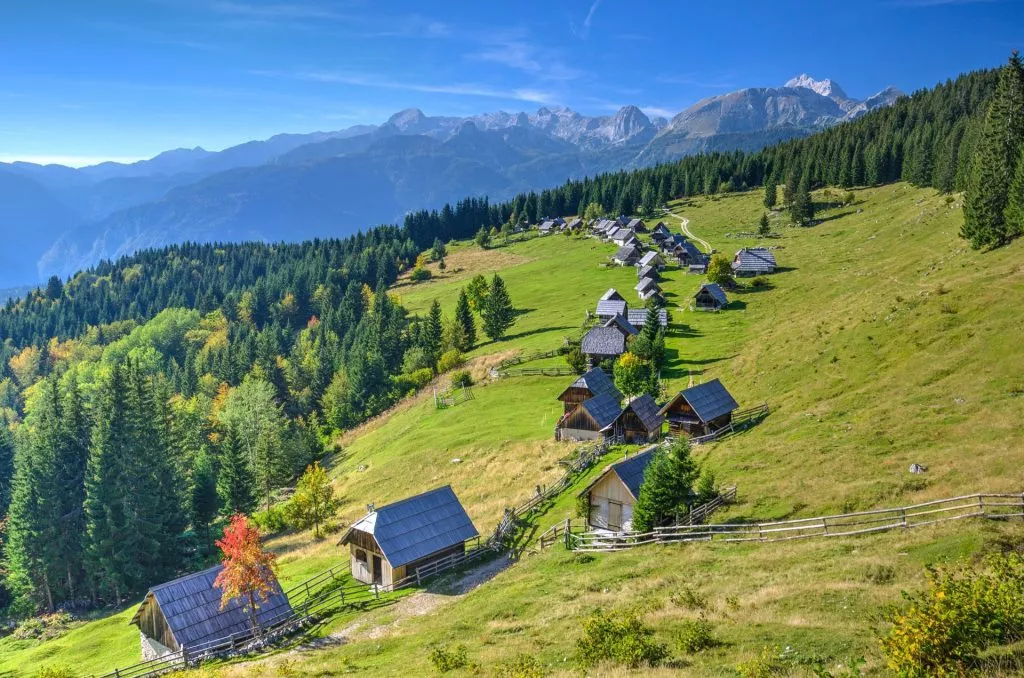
[[637, 250, 665, 270], [339, 486, 478, 590], [556, 367, 622, 413], [581, 326, 627, 366], [627, 308, 669, 328], [601, 288, 626, 302], [694, 282, 728, 311], [612, 244, 641, 265], [595, 298, 628, 319], [130, 564, 292, 660], [732, 247, 777, 276], [658, 379, 739, 437], [636, 264, 660, 282], [555, 392, 622, 442], [578, 446, 658, 531], [603, 313, 639, 337], [605, 394, 664, 443], [651, 223, 672, 241]]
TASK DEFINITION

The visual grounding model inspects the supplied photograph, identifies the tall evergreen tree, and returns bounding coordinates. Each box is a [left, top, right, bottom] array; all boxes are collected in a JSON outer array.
[[190, 449, 219, 544], [481, 274, 515, 342], [0, 419, 13, 518], [422, 300, 443, 369], [218, 427, 258, 516], [1002, 145, 1024, 239], [763, 177, 777, 209], [631, 441, 701, 532], [454, 289, 476, 351], [963, 51, 1024, 249]]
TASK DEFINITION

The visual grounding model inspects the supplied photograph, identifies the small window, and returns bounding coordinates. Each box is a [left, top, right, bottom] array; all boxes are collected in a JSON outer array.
[[355, 550, 367, 563]]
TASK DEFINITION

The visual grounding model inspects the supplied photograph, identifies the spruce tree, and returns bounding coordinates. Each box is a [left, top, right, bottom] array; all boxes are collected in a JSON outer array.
[[631, 441, 701, 532], [963, 51, 1024, 249], [763, 177, 777, 209], [0, 419, 13, 518], [481, 274, 515, 342], [454, 289, 476, 351], [422, 300, 443, 369], [190, 449, 219, 544], [218, 427, 258, 516], [1003, 145, 1024, 239]]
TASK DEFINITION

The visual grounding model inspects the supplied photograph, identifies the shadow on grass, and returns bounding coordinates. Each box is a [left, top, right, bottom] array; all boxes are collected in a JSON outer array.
[[732, 284, 773, 295], [498, 325, 574, 342], [814, 210, 855, 225]]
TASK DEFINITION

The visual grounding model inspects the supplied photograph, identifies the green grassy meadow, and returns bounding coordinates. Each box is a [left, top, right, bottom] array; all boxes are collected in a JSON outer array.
[[7, 183, 1024, 676]]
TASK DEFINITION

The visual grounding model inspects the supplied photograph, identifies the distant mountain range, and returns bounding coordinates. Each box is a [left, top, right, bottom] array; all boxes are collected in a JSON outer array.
[[0, 74, 902, 287]]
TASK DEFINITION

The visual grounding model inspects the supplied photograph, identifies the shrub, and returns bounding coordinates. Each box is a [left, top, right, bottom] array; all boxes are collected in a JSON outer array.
[[879, 552, 1024, 677], [491, 653, 546, 677], [393, 367, 435, 395], [252, 504, 289, 534], [36, 667, 75, 678], [575, 610, 668, 669], [429, 644, 470, 673], [564, 342, 586, 374], [676, 616, 719, 654], [695, 470, 718, 505], [450, 370, 473, 388], [13, 612, 76, 641], [862, 563, 896, 585], [670, 585, 708, 611], [749, 275, 770, 288], [410, 266, 432, 282], [437, 348, 464, 373], [736, 646, 786, 678]]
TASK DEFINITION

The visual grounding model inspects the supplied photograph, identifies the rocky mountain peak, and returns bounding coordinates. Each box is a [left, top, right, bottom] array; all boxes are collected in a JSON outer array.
[[785, 74, 848, 101], [387, 108, 428, 130]]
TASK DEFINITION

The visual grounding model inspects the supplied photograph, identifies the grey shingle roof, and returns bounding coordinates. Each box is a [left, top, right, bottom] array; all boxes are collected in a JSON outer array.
[[580, 392, 623, 429], [560, 366, 622, 402], [612, 446, 658, 498], [661, 379, 738, 423], [347, 486, 478, 568], [732, 247, 776, 273], [596, 299, 628, 317], [601, 288, 625, 302], [637, 265, 659, 281], [538, 220, 555, 232], [603, 313, 639, 336], [626, 218, 643, 230], [638, 251, 662, 268], [696, 282, 728, 306], [581, 326, 626, 356], [612, 245, 640, 263], [566, 218, 582, 229], [627, 308, 668, 327], [131, 564, 292, 650], [620, 394, 664, 433], [635, 277, 659, 293]]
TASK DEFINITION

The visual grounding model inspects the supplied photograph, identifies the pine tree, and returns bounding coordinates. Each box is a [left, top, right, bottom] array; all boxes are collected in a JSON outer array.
[[454, 289, 476, 351], [218, 427, 258, 516], [0, 419, 13, 518], [758, 213, 771, 236], [631, 440, 701, 532], [1003, 145, 1024, 239], [790, 174, 814, 225], [763, 177, 777, 209], [422, 300, 443, 369], [963, 51, 1024, 249], [191, 449, 219, 544], [481, 274, 515, 341]]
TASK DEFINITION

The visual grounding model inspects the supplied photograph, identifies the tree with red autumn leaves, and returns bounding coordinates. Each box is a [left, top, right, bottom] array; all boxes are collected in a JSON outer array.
[[214, 513, 279, 633]]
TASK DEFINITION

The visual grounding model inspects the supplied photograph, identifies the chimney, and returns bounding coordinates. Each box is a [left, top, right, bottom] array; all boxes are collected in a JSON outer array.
[[367, 503, 375, 513]]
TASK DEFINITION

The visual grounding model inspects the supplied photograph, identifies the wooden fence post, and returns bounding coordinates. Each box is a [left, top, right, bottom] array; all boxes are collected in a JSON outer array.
[[977, 494, 985, 515], [821, 517, 828, 536], [900, 507, 907, 527]]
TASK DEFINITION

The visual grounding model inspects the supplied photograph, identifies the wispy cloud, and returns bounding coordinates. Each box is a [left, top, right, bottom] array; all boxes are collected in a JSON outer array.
[[252, 69, 558, 104], [209, 1, 350, 21], [569, 0, 603, 38], [471, 38, 584, 81], [656, 72, 737, 89]]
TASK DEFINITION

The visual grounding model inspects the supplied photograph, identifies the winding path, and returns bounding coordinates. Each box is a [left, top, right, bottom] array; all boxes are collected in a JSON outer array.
[[662, 210, 712, 254]]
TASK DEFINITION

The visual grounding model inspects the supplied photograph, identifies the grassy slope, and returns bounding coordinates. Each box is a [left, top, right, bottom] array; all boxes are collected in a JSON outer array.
[[7, 183, 1024, 675]]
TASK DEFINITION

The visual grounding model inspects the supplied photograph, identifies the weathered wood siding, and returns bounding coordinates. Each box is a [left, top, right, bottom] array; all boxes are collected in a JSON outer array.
[[136, 594, 178, 653], [586, 472, 636, 531], [559, 386, 593, 413], [612, 410, 660, 444], [347, 529, 392, 587]]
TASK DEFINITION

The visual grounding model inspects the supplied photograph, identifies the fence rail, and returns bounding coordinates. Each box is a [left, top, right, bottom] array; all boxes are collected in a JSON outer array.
[[689, 403, 769, 445], [567, 493, 1024, 552]]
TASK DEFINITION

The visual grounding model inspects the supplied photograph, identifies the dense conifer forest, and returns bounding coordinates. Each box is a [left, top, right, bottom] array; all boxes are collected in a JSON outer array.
[[1, 55, 1021, 619]]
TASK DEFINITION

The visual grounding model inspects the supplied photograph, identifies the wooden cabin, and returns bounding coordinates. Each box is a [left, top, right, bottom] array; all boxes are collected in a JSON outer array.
[[581, 326, 627, 366], [658, 379, 739, 437], [578, 446, 658, 531], [339, 486, 478, 590], [130, 564, 292, 660], [555, 392, 622, 442], [612, 244, 641, 265], [603, 313, 639, 338], [605, 394, 664, 443], [636, 264, 660, 282], [694, 282, 728, 311], [595, 298, 628, 319], [627, 308, 668, 328], [601, 288, 626, 302], [732, 247, 777, 276], [556, 367, 622, 413], [651, 223, 672, 241], [637, 250, 665, 270]]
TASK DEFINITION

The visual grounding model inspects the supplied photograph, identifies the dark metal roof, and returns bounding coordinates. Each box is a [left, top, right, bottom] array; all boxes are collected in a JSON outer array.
[[627, 308, 668, 327], [560, 366, 622, 402], [600, 288, 625, 302], [608, 394, 664, 434], [596, 299, 628, 317], [603, 313, 639, 336], [696, 283, 728, 306], [131, 564, 292, 651], [653, 223, 671, 236], [732, 247, 777, 273], [580, 392, 623, 429], [612, 446, 658, 498], [660, 378, 739, 423], [581, 326, 626, 356], [346, 485, 478, 569]]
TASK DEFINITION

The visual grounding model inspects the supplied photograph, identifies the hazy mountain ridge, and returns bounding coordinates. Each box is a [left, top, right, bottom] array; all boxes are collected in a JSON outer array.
[[1, 74, 903, 286]]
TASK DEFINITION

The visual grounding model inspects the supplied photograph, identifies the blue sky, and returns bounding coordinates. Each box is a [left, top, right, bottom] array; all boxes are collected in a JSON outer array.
[[1, 0, 1020, 166]]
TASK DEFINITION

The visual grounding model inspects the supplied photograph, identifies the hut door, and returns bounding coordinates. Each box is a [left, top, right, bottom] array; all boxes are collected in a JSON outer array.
[[372, 555, 383, 584], [608, 501, 623, 531]]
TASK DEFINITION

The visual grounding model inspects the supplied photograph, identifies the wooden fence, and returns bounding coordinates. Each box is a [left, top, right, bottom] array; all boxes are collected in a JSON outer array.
[[497, 366, 578, 378], [689, 403, 769, 445], [537, 484, 737, 550], [434, 384, 474, 409], [566, 493, 1024, 552]]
